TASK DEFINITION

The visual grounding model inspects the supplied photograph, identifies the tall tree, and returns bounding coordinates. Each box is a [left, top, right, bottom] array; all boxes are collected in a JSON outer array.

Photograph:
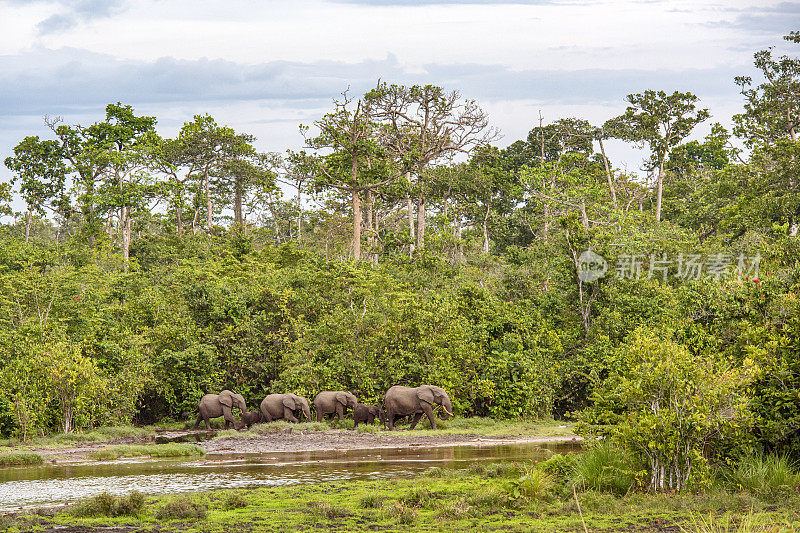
[[366, 83, 497, 252], [607, 90, 709, 222], [4, 136, 70, 241], [304, 91, 396, 261]]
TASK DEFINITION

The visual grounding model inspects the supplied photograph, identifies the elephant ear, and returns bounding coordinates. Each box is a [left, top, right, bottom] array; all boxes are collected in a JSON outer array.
[[370, 406, 380, 415], [219, 391, 233, 408], [282, 396, 297, 410], [417, 388, 435, 406], [335, 392, 347, 406]]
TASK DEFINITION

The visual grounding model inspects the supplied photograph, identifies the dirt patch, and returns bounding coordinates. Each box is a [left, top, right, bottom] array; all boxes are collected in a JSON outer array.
[[200, 430, 581, 455]]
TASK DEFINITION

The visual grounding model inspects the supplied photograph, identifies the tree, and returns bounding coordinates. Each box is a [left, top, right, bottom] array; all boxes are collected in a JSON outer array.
[[177, 115, 256, 231], [4, 136, 70, 241], [214, 151, 279, 231], [90, 103, 158, 266], [608, 90, 709, 222], [303, 90, 396, 261], [366, 83, 498, 252]]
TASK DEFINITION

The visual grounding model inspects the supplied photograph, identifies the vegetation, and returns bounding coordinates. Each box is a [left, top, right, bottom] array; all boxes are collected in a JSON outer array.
[[0, 32, 799, 499], [0, 452, 43, 466], [0, 462, 796, 532], [88, 443, 205, 460]]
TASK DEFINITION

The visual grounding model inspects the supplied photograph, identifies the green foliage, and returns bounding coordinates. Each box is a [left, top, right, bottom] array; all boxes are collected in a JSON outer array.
[[506, 465, 554, 500], [0, 452, 44, 466], [725, 454, 800, 499], [89, 443, 205, 460], [70, 491, 145, 517], [569, 442, 640, 495]]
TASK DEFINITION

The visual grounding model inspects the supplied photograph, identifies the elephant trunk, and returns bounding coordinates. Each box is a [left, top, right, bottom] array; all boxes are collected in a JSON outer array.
[[302, 404, 311, 421], [439, 398, 453, 420]]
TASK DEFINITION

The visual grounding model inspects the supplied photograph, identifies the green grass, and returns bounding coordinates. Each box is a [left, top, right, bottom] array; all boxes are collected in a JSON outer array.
[[211, 417, 576, 439], [6, 463, 793, 532], [89, 443, 205, 460], [569, 441, 639, 495], [0, 452, 44, 466], [0, 424, 161, 449], [725, 453, 800, 499]]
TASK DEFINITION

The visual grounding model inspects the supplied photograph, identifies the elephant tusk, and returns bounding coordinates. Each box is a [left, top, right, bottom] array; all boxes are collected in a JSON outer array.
[[442, 406, 453, 417]]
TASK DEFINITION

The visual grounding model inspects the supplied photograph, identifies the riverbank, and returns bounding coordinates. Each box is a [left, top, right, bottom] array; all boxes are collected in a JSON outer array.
[[5, 463, 798, 532], [1, 419, 579, 463]]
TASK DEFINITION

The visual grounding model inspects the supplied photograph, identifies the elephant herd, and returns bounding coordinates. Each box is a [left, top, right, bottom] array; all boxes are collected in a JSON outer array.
[[193, 385, 454, 432]]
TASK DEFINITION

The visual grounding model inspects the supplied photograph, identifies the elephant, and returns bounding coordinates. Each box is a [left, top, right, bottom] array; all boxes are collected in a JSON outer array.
[[353, 403, 386, 429], [384, 385, 453, 430], [241, 409, 263, 429], [313, 391, 358, 422], [260, 393, 311, 423], [193, 390, 247, 430]]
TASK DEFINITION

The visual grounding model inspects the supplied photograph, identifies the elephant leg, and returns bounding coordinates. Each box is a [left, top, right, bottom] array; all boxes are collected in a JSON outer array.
[[284, 407, 299, 423], [316, 409, 323, 423], [193, 413, 202, 430], [336, 404, 345, 421], [422, 404, 437, 430], [354, 417, 360, 429], [409, 412, 424, 429], [222, 406, 240, 430]]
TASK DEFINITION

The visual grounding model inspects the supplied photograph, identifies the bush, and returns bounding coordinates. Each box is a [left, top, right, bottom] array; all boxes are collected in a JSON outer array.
[[726, 454, 800, 498], [155, 498, 207, 520], [359, 494, 383, 509], [89, 443, 205, 460], [223, 492, 249, 510], [506, 465, 553, 500], [571, 442, 639, 496], [0, 453, 44, 466], [538, 453, 579, 480], [70, 491, 145, 517]]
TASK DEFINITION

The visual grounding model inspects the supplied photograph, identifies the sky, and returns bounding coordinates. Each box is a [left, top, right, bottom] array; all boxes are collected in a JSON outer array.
[[0, 0, 798, 212]]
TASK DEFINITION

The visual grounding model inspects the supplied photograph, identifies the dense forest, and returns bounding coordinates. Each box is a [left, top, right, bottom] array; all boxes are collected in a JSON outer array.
[[1, 32, 799, 489]]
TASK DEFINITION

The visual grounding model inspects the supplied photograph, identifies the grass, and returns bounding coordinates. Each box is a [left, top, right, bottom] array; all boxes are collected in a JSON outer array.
[[0, 424, 159, 449], [209, 416, 577, 439], [570, 441, 639, 495], [89, 443, 205, 460], [1, 462, 791, 532], [0, 452, 44, 466], [70, 491, 146, 517], [726, 454, 800, 499]]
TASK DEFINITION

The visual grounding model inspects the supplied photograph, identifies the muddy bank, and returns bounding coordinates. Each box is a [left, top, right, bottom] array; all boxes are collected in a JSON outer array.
[[23, 430, 580, 462], [200, 430, 581, 455]]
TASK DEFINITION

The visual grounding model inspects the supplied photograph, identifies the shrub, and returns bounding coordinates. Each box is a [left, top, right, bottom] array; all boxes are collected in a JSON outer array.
[[0, 453, 44, 466], [538, 453, 579, 480], [571, 441, 638, 495], [506, 465, 553, 500], [359, 494, 383, 509], [726, 454, 800, 498], [155, 498, 207, 520], [223, 492, 249, 510], [89, 443, 205, 460], [70, 491, 145, 517]]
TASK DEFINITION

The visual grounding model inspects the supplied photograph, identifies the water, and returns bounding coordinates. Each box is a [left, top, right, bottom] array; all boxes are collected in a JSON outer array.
[[0, 442, 580, 511]]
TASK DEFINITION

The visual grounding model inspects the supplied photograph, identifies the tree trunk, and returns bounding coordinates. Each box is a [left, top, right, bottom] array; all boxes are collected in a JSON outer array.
[[655, 162, 664, 222], [598, 137, 618, 208], [205, 170, 213, 230], [580, 200, 589, 229], [454, 216, 463, 264], [407, 193, 415, 258], [296, 180, 303, 240], [482, 202, 491, 254], [175, 193, 183, 236], [24, 211, 31, 242], [352, 189, 362, 261], [365, 188, 374, 262], [415, 195, 425, 251], [234, 178, 243, 229], [122, 206, 131, 271]]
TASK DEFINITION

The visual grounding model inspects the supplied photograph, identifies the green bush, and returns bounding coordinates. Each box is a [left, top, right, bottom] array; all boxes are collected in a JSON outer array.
[[0, 453, 44, 466], [155, 498, 207, 520], [70, 491, 145, 517], [726, 454, 800, 498], [571, 442, 639, 495]]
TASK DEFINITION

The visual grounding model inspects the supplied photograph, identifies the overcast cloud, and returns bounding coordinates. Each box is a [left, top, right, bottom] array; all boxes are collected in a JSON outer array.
[[0, 0, 796, 212]]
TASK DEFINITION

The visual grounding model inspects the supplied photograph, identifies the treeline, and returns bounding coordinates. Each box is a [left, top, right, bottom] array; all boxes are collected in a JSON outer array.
[[1, 33, 799, 484]]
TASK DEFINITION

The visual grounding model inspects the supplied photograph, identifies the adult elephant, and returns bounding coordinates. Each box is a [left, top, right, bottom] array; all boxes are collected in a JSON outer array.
[[193, 390, 247, 430], [260, 393, 311, 423], [313, 391, 358, 422], [384, 385, 453, 430]]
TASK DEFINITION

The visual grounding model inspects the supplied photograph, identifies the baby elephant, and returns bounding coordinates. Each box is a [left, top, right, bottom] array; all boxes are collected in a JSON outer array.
[[241, 410, 263, 429], [353, 403, 386, 429]]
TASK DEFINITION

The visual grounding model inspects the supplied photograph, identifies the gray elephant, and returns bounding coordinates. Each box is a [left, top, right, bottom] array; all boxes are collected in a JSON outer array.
[[384, 385, 453, 430], [260, 393, 311, 423], [313, 391, 358, 422], [353, 403, 386, 429], [193, 390, 247, 430], [241, 409, 263, 429]]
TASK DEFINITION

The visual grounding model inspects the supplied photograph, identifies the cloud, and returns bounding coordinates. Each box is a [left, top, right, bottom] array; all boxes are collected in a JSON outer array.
[[18, 0, 131, 35], [0, 46, 743, 119], [714, 2, 800, 35]]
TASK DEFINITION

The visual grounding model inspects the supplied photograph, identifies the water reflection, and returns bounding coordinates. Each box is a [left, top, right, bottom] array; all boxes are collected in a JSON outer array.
[[0, 442, 580, 511]]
